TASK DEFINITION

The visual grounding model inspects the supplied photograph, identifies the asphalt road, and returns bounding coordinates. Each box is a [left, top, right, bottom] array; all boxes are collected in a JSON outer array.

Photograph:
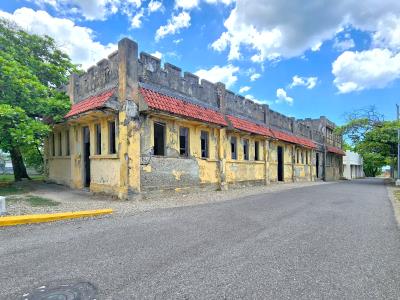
[[1, 178, 400, 299]]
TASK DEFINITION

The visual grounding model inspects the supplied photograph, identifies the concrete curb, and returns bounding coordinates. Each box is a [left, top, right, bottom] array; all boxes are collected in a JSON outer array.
[[0, 209, 113, 227]]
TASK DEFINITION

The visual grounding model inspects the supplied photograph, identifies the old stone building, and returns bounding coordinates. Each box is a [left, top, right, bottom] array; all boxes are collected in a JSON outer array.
[[46, 38, 344, 199]]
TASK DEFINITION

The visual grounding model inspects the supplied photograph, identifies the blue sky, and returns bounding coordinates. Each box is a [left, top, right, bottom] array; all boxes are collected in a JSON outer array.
[[1, 0, 400, 125]]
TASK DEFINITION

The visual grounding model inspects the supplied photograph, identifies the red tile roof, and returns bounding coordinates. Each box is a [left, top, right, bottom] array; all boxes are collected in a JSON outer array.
[[64, 89, 115, 118], [140, 87, 228, 126], [271, 129, 316, 149], [227, 115, 273, 137], [327, 145, 346, 155]]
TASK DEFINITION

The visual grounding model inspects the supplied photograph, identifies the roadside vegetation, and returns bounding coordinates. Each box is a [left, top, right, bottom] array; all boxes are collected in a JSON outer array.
[[6, 195, 59, 207], [0, 18, 79, 181], [336, 107, 398, 177]]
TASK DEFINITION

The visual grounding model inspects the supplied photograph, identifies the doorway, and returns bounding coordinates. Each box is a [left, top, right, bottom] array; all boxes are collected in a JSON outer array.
[[83, 126, 91, 187], [316, 153, 320, 178], [277, 146, 284, 182]]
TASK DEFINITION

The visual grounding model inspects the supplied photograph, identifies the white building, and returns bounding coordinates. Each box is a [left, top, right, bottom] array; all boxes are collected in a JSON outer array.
[[343, 150, 364, 179]]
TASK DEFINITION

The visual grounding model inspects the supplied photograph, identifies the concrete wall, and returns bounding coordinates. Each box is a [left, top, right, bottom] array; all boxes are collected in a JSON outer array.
[[343, 150, 364, 179]]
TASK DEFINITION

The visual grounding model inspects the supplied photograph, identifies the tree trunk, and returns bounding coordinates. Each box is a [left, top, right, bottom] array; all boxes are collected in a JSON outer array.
[[10, 146, 30, 181]]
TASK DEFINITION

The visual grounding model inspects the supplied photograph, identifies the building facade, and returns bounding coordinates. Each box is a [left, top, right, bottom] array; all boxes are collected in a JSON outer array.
[[343, 150, 364, 179], [45, 38, 344, 199]]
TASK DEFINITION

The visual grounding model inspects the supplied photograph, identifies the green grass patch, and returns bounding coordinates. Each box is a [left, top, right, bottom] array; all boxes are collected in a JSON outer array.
[[6, 195, 60, 207], [0, 184, 25, 196], [25, 195, 59, 207], [0, 174, 44, 183]]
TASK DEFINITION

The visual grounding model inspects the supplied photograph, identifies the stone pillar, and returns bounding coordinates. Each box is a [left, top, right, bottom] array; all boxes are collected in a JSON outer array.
[[216, 82, 228, 191], [218, 128, 228, 191], [117, 38, 141, 199], [292, 145, 296, 182], [68, 73, 79, 104], [264, 139, 270, 185]]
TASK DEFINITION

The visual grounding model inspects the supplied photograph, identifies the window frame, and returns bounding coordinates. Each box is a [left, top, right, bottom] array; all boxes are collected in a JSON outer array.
[[66, 130, 70, 156], [153, 121, 166, 156], [231, 136, 237, 160], [58, 131, 62, 156], [95, 123, 102, 155], [200, 130, 209, 159], [243, 138, 249, 160], [179, 127, 189, 157], [108, 120, 117, 154], [254, 141, 260, 161]]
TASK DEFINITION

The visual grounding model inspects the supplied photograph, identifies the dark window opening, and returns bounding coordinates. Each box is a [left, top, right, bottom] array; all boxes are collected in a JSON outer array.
[[95, 124, 101, 155], [306, 151, 309, 164], [243, 139, 249, 160], [58, 132, 62, 156], [231, 137, 237, 160], [200, 131, 209, 158], [52, 133, 55, 157], [109, 121, 116, 154], [255, 141, 260, 161], [66, 130, 70, 156], [179, 127, 189, 157], [154, 122, 165, 156], [301, 151, 304, 164]]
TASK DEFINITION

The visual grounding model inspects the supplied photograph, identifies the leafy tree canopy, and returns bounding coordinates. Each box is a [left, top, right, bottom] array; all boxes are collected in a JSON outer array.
[[336, 106, 398, 177], [0, 18, 80, 180]]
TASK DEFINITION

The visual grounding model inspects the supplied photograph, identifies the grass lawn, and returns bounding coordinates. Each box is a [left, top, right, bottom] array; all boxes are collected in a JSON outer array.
[[0, 174, 44, 196], [6, 195, 60, 207], [0, 174, 44, 183]]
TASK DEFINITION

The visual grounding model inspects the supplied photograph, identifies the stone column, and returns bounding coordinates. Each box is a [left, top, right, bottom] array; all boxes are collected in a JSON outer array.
[[264, 139, 270, 185], [216, 82, 227, 190], [117, 38, 141, 199]]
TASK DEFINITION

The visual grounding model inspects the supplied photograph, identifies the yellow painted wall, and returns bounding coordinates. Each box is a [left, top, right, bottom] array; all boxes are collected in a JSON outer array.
[[48, 157, 71, 185]]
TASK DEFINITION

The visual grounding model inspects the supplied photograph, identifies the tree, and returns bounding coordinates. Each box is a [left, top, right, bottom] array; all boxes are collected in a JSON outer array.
[[336, 106, 398, 177], [0, 19, 79, 180]]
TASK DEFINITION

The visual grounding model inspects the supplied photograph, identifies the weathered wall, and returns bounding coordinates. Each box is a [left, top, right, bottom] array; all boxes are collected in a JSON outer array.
[[48, 158, 71, 185], [90, 158, 120, 193]]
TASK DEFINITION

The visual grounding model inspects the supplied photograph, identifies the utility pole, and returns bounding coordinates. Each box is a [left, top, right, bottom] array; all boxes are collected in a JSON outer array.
[[396, 104, 400, 185]]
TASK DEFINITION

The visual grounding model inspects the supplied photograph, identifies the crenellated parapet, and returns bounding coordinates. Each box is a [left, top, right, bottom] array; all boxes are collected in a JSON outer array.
[[69, 51, 119, 103]]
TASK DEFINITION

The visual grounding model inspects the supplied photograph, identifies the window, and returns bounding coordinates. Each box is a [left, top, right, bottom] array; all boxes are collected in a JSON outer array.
[[95, 124, 102, 155], [301, 151, 304, 164], [243, 139, 249, 160], [296, 149, 300, 163], [109, 121, 116, 154], [306, 151, 309, 164], [179, 127, 189, 157], [153, 122, 165, 156], [58, 132, 62, 156], [255, 141, 260, 161], [231, 136, 237, 160], [66, 130, 70, 156], [52, 133, 55, 157], [200, 131, 209, 158]]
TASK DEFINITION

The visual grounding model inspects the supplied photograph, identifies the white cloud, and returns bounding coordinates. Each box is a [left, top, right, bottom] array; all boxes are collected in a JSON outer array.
[[239, 86, 251, 93], [150, 51, 163, 59], [205, 0, 235, 4], [332, 48, 400, 93], [244, 94, 265, 104], [289, 75, 318, 89], [276, 88, 293, 105], [333, 33, 355, 51], [173, 38, 183, 44], [131, 9, 144, 28], [0, 8, 117, 70], [194, 64, 239, 88], [33, 0, 143, 20], [175, 0, 199, 10], [212, 0, 400, 62], [148, 0, 163, 13], [372, 15, 400, 51], [250, 73, 261, 81], [155, 12, 191, 41]]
